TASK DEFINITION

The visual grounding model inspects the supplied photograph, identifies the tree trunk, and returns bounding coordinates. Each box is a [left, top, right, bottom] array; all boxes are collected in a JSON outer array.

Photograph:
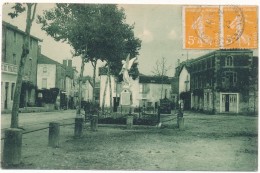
[[101, 76, 108, 113], [11, 3, 37, 128], [107, 66, 113, 113], [76, 56, 85, 118], [91, 60, 97, 101]]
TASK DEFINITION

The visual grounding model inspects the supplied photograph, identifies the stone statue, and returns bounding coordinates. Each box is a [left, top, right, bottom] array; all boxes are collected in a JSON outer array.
[[119, 54, 138, 88]]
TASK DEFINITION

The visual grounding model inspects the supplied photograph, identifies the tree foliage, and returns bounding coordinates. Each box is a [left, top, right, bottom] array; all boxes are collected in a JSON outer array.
[[37, 4, 141, 65]]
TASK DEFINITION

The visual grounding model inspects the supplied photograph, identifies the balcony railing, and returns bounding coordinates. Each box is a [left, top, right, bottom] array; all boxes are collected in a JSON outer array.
[[1, 62, 18, 74]]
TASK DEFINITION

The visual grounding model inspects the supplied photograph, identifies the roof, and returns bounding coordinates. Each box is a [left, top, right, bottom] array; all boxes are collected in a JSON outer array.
[[38, 54, 63, 66], [190, 49, 253, 63], [3, 21, 42, 42], [175, 63, 191, 77], [139, 75, 172, 84]]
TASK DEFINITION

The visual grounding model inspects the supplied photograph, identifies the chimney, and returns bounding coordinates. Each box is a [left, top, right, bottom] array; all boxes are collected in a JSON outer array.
[[68, 60, 72, 67], [177, 59, 180, 67]]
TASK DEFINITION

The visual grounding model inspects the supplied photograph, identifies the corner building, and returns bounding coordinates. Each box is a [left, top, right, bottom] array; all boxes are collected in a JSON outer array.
[[189, 49, 257, 114]]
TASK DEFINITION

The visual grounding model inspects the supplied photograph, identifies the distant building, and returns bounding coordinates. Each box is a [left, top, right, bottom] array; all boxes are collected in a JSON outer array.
[[37, 54, 66, 108], [176, 49, 258, 114], [99, 67, 172, 111], [82, 76, 94, 102], [138, 75, 172, 109], [1, 21, 42, 110], [175, 64, 191, 110], [63, 60, 78, 109]]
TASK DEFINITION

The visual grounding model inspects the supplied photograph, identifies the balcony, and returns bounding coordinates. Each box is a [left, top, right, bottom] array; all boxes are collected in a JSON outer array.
[[1, 63, 18, 74]]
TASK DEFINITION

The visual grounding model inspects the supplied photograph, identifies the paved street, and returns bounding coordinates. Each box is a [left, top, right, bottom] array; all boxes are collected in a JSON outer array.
[[1, 110, 78, 133]]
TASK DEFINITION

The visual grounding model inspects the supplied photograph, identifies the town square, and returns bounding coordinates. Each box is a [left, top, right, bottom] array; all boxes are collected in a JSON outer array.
[[1, 2, 258, 171]]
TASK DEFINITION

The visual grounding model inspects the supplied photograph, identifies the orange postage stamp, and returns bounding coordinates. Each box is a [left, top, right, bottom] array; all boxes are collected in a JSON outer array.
[[183, 6, 220, 49], [183, 5, 258, 49], [222, 6, 258, 49]]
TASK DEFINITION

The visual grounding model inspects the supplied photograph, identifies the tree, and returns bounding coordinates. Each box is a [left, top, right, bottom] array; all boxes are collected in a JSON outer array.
[[152, 57, 172, 99], [8, 3, 37, 128], [37, 4, 141, 114]]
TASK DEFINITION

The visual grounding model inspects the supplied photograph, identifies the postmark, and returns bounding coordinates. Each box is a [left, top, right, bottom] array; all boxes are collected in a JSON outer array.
[[222, 6, 258, 49]]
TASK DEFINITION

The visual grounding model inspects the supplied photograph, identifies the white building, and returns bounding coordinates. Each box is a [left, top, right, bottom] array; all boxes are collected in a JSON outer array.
[[178, 65, 190, 94], [82, 77, 94, 102], [99, 67, 172, 111]]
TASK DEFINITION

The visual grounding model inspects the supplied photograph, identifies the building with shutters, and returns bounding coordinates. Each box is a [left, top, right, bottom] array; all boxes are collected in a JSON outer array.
[[1, 21, 42, 110]]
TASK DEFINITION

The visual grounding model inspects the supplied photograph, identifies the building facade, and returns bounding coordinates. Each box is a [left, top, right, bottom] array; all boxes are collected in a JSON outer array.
[[176, 65, 191, 110], [37, 54, 66, 108], [99, 66, 172, 111], [1, 21, 41, 110], [82, 76, 94, 102], [177, 49, 257, 114]]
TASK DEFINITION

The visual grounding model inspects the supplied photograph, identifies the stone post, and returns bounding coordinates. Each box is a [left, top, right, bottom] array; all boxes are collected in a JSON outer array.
[[126, 115, 134, 129], [48, 122, 60, 147], [91, 115, 98, 131], [177, 117, 184, 130], [74, 117, 84, 138], [3, 128, 23, 166]]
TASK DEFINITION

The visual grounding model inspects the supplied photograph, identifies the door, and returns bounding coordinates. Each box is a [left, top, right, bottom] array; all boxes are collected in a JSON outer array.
[[221, 93, 238, 113], [4, 82, 9, 109], [225, 94, 230, 112]]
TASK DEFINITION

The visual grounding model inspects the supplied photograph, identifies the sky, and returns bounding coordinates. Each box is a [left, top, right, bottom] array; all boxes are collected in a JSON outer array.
[[1, 1, 259, 78]]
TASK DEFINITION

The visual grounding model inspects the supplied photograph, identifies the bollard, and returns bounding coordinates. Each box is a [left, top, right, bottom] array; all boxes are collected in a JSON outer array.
[[91, 115, 98, 131], [126, 115, 134, 129], [157, 109, 161, 124], [3, 128, 23, 166], [48, 122, 60, 147], [177, 116, 184, 130], [74, 117, 84, 138]]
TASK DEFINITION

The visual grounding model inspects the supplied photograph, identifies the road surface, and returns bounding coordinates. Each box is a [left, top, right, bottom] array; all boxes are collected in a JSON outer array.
[[1, 110, 81, 137]]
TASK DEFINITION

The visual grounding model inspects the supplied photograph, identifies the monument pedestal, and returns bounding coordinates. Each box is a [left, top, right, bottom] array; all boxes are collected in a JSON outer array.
[[126, 115, 134, 129], [120, 88, 132, 114]]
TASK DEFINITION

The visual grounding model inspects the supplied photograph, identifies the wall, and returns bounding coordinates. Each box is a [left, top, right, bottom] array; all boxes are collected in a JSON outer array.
[[56, 65, 66, 91], [82, 80, 93, 101], [179, 66, 190, 94], [65, 76, 74, 96], [2, 23, 40, 109], [37, 64, 56, 89]]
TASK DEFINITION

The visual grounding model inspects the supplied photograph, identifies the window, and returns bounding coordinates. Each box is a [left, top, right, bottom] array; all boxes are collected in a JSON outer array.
[[42, 78, 47, 88], [13, 32, 17, 43], [139, 84, 143, 93], [225, 56, 233, 66], [13, 54, 16, 65], [11, 83, 15, 100], [139, 84, 149, 93], [43, 67, 47, 73], [223, 72, 237, 86]]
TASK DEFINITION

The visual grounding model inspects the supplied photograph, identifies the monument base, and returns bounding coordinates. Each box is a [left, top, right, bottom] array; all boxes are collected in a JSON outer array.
[[121, 105, 131, 115]]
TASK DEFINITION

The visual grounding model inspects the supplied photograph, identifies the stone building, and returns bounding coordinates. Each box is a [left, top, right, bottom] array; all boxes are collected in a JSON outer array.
[[177, 49, 257, 114], [1, 21, 42, 110]]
